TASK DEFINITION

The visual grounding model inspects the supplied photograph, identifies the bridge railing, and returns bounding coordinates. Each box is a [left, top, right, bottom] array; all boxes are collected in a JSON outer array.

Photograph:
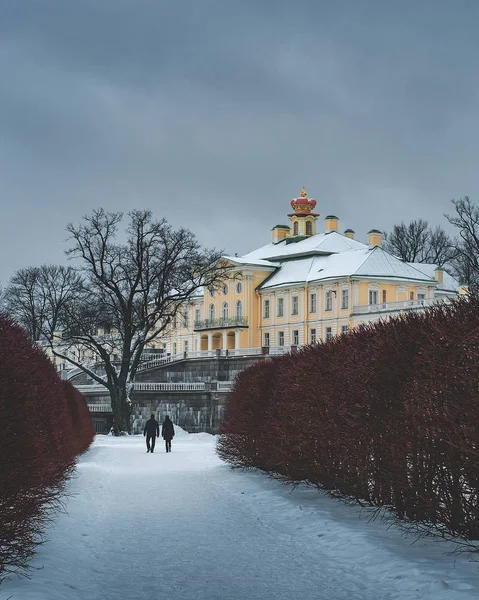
[[76, 384, 109, 393], [134, 382, 207, 391], [88, 403, 112, 413], [137, 346, 296, 370]]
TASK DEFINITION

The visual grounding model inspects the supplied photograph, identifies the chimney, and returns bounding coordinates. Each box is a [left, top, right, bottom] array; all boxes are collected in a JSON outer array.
[[272, 225, 290, 244], [325, 215, 339, 232], [434, 267, 444, 284], [344, 229, 355, 240], [367, 229, 382, 247]]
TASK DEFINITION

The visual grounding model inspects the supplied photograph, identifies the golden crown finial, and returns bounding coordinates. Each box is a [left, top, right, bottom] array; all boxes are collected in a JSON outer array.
[[300, 186, 307, 198]]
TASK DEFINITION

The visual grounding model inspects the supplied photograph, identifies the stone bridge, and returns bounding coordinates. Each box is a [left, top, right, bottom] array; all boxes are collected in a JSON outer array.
[[71, 348, 279, 434]]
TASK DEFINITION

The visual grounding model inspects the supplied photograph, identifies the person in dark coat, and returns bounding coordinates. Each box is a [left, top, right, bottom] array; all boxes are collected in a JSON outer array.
[[161, 415, 175, 453], [143, 414, 159, 453]]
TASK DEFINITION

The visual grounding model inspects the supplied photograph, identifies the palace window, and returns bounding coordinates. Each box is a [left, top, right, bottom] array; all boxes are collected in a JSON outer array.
[[222, 284, 228, 296], [382, 290, 387, 304], [325, 327, 333, 341], [278, 331, 285, 346], [369, 290, 378, 305], [209, 303, 215, 321], [341, 325, 349, 334], [410, 291, 414, 300], [264, 299, 270, 318], [325, 291, 333, 311], [277, 297, 284, 317], [264, 332, 270, 347], [341, 289, 349, 309], [292, 330, 299, 345], [309, 292, 316, 313], [209, 288, 215, 298], [222, 302, 229, 319], [183, 309, 189, 328], [306, 221, 312, 235], [195, 307, 201, 323], [236, 282, 242, 294], [418, 293, 426, 305], [310, 328, 316, 344], [184, 341, 189, 354], [293, 221, 299, 236], [172, 316, 177, 329], [236, 300, 243, 318], [173, 342, 177, 354], [292, 295, 298, 315]]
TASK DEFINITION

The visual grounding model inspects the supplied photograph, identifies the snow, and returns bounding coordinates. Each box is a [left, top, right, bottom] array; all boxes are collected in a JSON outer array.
[[355, 247, 436, 282], [223, 255, 278, 269], [2, 432, 478, 600], [259, 247, 436, 290], [241, 231, 367, 263], [407, 263, 461, 293]]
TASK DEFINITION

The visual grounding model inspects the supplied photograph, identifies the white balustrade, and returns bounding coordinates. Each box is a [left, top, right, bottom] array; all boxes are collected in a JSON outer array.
[[87, 404, 112, 412], [75, 384, 109, 393], [268, 345, 293, 356], [134, 382, 207, 391], [352, 298, 439, 315]]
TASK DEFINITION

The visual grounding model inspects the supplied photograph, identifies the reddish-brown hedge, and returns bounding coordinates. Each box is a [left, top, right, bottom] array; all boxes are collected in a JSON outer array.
[[218, 294, 479, 541], [0, 315, 95, 579]]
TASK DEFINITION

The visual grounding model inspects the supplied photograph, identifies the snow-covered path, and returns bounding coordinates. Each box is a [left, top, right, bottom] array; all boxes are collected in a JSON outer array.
[[2, 432, 478, 600]]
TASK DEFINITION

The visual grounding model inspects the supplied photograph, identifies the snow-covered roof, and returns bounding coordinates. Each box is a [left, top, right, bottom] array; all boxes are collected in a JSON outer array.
[[241, 231, 367, 263], [407, 263, 460, 293], [259, 247, 435, 290], [190, 286, 205, 299], [222, 255, 278, 269], [230, 230, 454, 292], [355, 248, 435, 282]]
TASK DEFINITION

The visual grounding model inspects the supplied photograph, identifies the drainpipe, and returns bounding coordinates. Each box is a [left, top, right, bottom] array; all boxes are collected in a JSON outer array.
[[347, 276, 353, 329], [304, 282, 308, 346]]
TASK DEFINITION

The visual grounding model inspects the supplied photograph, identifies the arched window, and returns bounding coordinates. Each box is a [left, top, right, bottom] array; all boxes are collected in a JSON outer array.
[[306, 221, 312, 235], [222, 302, 229, 320], [293, 221, 299, 236], [236, 300, 243, 318], [209, 303, 215, 321]]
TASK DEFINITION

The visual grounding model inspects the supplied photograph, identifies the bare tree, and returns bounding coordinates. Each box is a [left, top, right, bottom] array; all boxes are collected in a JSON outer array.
[[426, 226, 459, 267], [445, 196, 479, 286], [383, 219, 457, 266], [3, 266, 81, 342], [3, 267, 46, 340], [46, 208, 228, 434]]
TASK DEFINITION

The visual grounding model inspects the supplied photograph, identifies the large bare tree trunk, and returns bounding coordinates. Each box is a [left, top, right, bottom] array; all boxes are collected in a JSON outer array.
[[110, 386, 132, 435]]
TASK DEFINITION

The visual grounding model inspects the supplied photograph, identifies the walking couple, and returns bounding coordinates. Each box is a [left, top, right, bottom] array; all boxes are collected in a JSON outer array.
[[143, 414, 175, 453]]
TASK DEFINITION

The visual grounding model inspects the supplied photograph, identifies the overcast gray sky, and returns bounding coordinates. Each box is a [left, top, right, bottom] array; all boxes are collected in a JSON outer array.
[[1, 0, 479, 283]]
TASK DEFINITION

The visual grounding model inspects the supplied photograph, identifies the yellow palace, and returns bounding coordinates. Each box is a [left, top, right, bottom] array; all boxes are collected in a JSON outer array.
[[162, 188, 461, 357]]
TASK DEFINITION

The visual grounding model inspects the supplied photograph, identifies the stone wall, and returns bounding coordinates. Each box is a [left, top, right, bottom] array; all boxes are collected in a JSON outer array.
[[135, 355, 263, 383], [81, 387, 229, 434], [131, 389, 227, 434]]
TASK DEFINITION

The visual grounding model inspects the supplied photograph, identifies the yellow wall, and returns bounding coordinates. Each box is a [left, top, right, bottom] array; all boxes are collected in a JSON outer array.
[[164, 265, 438, 350]]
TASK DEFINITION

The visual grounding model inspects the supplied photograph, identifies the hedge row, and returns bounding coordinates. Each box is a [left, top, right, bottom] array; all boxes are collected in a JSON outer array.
[[218, 294, 479, 541], [0, 315, 94, 579]]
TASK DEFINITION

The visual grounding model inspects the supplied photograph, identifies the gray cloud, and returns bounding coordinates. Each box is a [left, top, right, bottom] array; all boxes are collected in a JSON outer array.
[[1, 0, 479, 282]]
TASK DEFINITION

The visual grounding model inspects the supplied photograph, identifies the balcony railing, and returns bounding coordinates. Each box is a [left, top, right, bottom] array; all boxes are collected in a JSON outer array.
[[352, 298, 438, 315], [193, 317, 248, 330]]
